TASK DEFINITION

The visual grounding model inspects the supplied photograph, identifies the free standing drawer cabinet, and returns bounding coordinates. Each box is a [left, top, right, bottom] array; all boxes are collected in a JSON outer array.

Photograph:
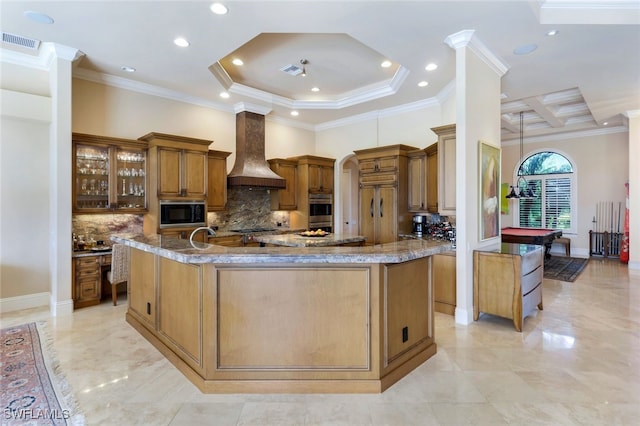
[[473, 243, 544, 332]]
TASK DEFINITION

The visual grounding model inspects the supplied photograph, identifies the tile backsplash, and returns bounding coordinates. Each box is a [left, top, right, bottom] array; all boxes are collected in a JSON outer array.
[[73, 214, 143, 245], [208, 187, 290, 231]]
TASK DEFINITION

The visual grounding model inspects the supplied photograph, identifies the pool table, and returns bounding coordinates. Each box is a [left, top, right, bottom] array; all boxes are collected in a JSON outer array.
[[501, 227, 563, 260]]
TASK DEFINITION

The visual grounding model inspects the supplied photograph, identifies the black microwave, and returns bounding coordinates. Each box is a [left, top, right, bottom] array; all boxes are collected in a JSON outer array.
[[159, 200, 206, 228]]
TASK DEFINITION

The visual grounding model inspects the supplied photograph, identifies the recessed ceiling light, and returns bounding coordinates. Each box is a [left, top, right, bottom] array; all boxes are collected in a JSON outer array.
[[24, 10, 54, 24], [603, 121, 609, 126], [418, 81, 429, 87], [220, 92, 230, 99], [425, 63, 438, 71], [546, 29, 559, 36], [210, 3, 228, 15], [232, 58, 244, 66], [174, 37, 190, 47], [311, 87, 320, 92], [121, 66, 136, 73], [381, 60, 392, 68], [290, 111, 299, 116], [513, 44, 538, 55]]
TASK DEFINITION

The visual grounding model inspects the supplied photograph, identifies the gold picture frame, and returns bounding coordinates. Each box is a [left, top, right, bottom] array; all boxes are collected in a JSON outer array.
[[479, 141, 501, 241]]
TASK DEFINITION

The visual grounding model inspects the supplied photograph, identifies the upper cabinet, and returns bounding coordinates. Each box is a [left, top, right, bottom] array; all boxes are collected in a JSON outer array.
[[407, 143, 438, 213], [139, 132, 212, 201], [293, 155, 335, 194], [432, 124, 456, 216], [268, 158, 298, 210], [72, 133, 148, 213], [207, 150, 231, 212], [354, 144, 416, 244]]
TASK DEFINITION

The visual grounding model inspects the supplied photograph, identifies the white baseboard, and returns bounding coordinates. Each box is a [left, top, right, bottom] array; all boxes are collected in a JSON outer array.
[[50, 297, 74, 316], [0, 292, 50, 313], [455, 307, 473, 325]]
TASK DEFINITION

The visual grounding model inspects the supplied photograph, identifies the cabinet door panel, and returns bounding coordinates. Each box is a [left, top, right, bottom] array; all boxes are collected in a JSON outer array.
[[129, 248, 156, 327], [359, 186, 376, 244], [184, 151, 207, 197], [408, 155, 425, 211], [378, 185, 397, 244], [157, 148, 182, 197]]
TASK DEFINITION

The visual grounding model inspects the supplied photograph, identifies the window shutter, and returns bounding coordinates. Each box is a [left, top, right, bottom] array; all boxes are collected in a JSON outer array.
[[519, 179, 542, 228], [545, 177, 571, 229]]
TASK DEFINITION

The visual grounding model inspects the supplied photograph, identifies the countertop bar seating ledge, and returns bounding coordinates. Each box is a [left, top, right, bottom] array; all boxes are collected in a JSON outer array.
[[112, 233, 452, 393]]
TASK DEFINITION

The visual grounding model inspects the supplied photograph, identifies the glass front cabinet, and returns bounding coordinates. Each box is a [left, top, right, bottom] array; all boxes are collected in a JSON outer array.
[[73, 133, 148, 213]]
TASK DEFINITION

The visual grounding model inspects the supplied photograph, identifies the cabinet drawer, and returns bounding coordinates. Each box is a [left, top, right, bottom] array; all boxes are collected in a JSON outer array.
[[521, 266, 542, 296], [102, 255, 112, 266], [77, 276, 100, 299], [522, 283, 542, 319], [76, 256, 100, 267], [376, 156, 398, 172], [521, 249, 543, 275], [359, 172, 397, 186]]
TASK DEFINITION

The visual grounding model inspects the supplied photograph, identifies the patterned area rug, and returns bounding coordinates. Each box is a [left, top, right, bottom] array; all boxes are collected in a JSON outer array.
[[1, 323, 84, 425], [544, 256, 589, 282]]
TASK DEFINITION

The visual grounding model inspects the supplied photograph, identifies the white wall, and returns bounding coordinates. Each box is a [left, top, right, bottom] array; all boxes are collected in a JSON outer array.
[[0, 90, 52, 305]]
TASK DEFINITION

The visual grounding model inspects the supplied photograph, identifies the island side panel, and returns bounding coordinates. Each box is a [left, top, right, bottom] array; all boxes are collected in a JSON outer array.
[[213, 266, 373, 378]]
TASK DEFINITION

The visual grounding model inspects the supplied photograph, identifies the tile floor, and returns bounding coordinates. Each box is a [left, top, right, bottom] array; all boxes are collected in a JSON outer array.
[[1, 258, 639, 425]]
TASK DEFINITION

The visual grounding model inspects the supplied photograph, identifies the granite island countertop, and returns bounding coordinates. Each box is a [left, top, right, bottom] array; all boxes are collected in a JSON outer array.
[[111, 233, 452, 264], [253, 233, 366, 247]]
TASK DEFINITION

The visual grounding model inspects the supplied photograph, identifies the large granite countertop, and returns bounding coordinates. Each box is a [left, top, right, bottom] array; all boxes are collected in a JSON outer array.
[[111, 233, 452, 264], [254, 233, 366, 247]]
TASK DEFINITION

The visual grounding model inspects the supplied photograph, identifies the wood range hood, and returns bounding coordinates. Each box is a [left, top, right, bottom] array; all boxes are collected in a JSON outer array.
[[227, 111, 286, 189]]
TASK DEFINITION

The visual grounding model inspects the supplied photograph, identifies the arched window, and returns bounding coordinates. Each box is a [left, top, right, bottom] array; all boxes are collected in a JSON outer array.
[[517, 151, 576, 233]]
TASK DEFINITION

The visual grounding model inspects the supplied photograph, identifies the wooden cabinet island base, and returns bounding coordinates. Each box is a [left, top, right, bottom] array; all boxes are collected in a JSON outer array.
[[115, 234, 451, 393]]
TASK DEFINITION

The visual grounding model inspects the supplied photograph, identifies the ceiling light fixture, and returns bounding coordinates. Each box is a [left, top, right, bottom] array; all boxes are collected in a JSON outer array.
[[24, 10, 54, 24], [220, 92, 230, 99], [506, 111, 536, 200], [381, 60, 392, 68], [311, 87, 320, 92], [174, 37, 190, 47], [232, 58, 244, 66], [546, 29, 559, 36], [513, 44, 538, 55], [300, 59, 308, 77], [418, 81, 429, 87], [210, 3, 228, 15], [291, 111, 299, 116], [121, 66, 136, 73], [425, 63, 438, 71]]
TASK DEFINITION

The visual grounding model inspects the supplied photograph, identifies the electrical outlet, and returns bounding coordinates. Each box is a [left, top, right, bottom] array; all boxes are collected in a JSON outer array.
[[402, 326, 408, 342]]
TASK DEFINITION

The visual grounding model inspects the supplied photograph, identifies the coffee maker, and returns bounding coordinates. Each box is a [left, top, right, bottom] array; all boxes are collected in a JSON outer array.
[[412, 215, 428, 237]]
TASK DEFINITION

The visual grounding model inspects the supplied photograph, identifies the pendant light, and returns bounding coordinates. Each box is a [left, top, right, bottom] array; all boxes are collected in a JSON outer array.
[[506, 111, 535, 199]]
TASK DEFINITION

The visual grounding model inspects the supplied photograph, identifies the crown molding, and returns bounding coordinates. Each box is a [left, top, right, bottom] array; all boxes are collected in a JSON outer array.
[[501, 125, 628, 145], [444, 30, 510, 77]]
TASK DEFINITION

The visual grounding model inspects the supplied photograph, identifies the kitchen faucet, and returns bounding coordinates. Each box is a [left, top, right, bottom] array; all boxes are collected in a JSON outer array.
[[189, 226, 216, 246]]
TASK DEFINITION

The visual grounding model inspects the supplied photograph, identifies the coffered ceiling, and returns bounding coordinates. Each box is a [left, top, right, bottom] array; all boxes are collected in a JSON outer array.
[[1, 1, 638, 140]]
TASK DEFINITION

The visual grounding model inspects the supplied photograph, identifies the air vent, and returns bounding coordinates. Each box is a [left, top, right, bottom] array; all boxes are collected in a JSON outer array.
[[280, 64, 302, 76], [2, 32, 40, 50]]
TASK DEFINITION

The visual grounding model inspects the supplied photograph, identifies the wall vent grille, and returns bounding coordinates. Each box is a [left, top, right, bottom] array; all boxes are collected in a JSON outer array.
[[280, 64, 302, 76], [2, 32, 40, 49]]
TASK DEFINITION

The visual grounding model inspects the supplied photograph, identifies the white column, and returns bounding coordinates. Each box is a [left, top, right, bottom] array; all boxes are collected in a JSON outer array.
[[444, 30, 509, 325], [627, 111, 640, 270], [48, 43, 83, 316]]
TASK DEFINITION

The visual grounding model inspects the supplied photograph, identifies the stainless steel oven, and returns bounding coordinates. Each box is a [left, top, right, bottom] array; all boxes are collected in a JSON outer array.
[[159, 200, 206, 228], [309, 193, 333, 232]]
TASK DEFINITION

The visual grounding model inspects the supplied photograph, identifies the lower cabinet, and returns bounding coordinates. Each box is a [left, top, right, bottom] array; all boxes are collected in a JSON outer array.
[[73, 253, 111, 309], [473, 244, 544, 332], [433, 252, 456, 315], [129, 248, 156, 328], [160, 227, 207, 242], [208, 235, 243, 247]]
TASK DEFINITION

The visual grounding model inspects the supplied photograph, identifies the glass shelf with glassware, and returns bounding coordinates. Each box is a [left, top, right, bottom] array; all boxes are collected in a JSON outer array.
[[73, 134, 148, 213]]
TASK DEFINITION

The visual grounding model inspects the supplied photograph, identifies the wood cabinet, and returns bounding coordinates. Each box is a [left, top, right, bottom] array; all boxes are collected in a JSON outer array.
[[354, 145, 416, 245], [160, 227, 207, 242], [138, 132, 212, 234], [426, 144, 438, 212], [156, 147, 207, 198], [432, 124, 456, 216], [129, 247, 156, 328], [208, 234, 243, 247], [473, 244, 544, 332], [288, 155, 335, 230], [433, 252, 456, 315], [72, 133, 148, 213], [408, 143, 438, 213], [73, 253, 111, 309], [268, 158, 298, 210], [207, 150, 231, 211]]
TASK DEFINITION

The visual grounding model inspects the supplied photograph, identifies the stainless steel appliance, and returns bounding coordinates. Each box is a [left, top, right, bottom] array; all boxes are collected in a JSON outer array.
[[159, 200, 206, 228], [412, 214, 427, 236], [308, 193, 333, 232]]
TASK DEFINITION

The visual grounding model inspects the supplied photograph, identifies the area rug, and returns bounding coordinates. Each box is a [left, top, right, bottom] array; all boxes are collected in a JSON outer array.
[[544, 256, 589, 282], [1, 322, 84, 425]]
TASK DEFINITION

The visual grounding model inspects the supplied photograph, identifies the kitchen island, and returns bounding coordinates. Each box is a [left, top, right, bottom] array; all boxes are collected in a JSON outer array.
[[112, 234, 451, 393]]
